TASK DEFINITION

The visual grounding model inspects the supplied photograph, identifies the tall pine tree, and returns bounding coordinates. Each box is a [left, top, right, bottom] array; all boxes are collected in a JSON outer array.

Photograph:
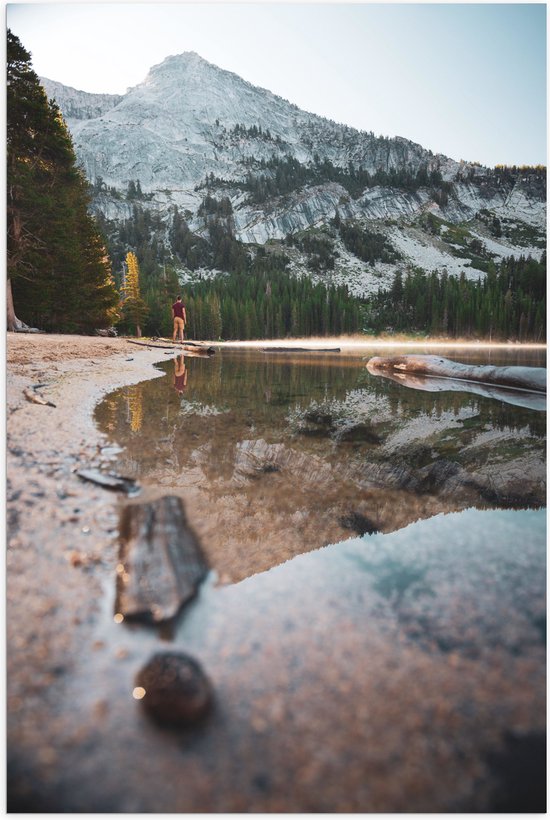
[[7, 30, 118, 332]]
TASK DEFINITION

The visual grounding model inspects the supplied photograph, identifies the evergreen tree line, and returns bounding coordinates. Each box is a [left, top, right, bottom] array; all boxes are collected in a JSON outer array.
[[7, 30, 118, 333], [366, 254, 546, 341], [197, 194, 233, 217], [240, 153, 453, 204], [492, 165, 546, 183], [332, 215, 401, 265], [183, 269, 363, 340], [231, 123, 285, 146], [284, 232, 337, 270]]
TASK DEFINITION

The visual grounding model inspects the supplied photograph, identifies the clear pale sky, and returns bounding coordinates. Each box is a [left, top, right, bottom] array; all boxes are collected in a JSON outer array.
[[6, 2, 547, 167]]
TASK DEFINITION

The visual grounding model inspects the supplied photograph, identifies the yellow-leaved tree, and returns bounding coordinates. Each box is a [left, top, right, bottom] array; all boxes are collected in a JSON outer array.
[[121, 251, 148, 337]]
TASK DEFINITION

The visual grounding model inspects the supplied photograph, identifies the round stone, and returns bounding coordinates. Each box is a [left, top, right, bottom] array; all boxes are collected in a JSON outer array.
[[135, 652, 213, 726]]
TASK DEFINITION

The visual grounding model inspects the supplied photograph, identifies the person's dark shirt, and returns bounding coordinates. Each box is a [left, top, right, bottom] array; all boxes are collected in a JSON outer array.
[[172, 301, 185, 319]]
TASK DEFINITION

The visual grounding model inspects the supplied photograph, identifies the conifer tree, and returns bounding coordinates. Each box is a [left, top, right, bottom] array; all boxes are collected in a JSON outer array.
[[7, 29, 118, 332]]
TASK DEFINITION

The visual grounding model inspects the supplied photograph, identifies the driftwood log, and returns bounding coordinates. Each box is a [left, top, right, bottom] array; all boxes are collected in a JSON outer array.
[[115, 495, 208, 623], [127, 339, 215, 355], [262, 347, 341, 353], [76, 469, 140, 494], [23, 388, 56, 407], [367, 355, 546, 394]]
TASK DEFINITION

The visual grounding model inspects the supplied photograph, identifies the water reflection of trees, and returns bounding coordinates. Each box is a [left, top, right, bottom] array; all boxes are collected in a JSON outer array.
[[164, 355, 546, 437], [95, 354, 546, 483], [94, 353, 546, 579]]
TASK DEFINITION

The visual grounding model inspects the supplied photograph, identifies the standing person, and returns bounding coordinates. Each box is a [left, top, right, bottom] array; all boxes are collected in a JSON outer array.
[[172, 295, 187, 343]]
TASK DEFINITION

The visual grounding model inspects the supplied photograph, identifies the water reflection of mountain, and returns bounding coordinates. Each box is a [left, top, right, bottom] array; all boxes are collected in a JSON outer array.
[[95, 352, 546, 582]]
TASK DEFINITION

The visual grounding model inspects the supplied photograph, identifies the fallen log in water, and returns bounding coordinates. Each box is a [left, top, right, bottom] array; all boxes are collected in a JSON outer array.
[[366, 354, 546, 394], [155, 338, 204, 347], [262, 347, 341, 353], [115, 495, 208, 624], [127, 339, 215, 355]]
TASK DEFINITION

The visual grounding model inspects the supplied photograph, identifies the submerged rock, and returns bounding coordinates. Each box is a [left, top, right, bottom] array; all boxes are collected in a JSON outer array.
[[339, 511, 379, 536], [135, 652, 213, 726], [335, 422, 382, 444]]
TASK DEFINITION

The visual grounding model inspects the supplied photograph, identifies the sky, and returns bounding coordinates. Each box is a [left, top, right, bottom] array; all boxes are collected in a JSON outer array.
[[6, 2, 547, 167]]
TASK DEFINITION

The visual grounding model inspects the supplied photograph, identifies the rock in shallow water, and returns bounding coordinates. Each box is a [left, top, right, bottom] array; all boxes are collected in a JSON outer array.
[[135, 652, 213, 726]]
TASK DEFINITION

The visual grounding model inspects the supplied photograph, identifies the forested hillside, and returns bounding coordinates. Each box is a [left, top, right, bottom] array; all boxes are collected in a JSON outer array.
[[96, 194, 545, 341]]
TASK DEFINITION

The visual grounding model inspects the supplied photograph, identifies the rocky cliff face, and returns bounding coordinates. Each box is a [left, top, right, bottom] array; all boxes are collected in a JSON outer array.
[[41, 78, 123, 120], [40, 52, 546, 294], [43, 53, 448, 193]]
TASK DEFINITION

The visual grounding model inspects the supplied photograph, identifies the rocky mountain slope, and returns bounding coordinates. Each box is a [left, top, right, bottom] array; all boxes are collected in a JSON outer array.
[[41, 52, 546, 296]]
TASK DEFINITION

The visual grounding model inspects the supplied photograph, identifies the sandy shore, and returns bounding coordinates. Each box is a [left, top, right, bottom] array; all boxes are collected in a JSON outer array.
[[7, 334, 169, 806], [6, 333, 546, 812]]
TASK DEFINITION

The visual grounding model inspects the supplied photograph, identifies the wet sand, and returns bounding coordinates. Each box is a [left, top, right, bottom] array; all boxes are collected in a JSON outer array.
[[6, 333, 546, 812]]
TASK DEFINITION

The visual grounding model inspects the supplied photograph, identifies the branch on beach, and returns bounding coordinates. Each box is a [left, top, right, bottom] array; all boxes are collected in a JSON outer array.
[[76, 469, 140, 494], [23, 388, 56, 408]]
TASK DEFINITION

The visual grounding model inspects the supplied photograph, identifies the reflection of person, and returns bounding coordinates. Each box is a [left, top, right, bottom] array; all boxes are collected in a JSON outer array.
[[173, 354, 188, 395], [172, 295, 187, 343]]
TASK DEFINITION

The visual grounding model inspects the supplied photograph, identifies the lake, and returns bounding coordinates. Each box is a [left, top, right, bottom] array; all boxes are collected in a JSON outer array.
[[89, 344, 546, 811], [95, 345, 546, 583]]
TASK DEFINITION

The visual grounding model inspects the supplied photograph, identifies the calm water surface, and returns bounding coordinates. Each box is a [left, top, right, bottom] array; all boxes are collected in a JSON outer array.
[[85, 346, 548, 812], [95, 347, 546, 581]]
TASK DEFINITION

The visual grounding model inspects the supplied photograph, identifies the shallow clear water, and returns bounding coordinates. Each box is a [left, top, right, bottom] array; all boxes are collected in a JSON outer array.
[[95, 347, 546, 581], [83, 347, 548, 812]]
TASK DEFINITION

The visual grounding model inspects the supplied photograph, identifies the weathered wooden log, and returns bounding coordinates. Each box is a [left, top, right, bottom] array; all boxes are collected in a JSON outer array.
[[23, 388, 56, 407], [155, 338, 205, 348], [262, 347, 341, 353], [127, 339, 215, 354], [367, 355, 546, 394], [115, 495, 208, 623], [76, 469, 140, 494]]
